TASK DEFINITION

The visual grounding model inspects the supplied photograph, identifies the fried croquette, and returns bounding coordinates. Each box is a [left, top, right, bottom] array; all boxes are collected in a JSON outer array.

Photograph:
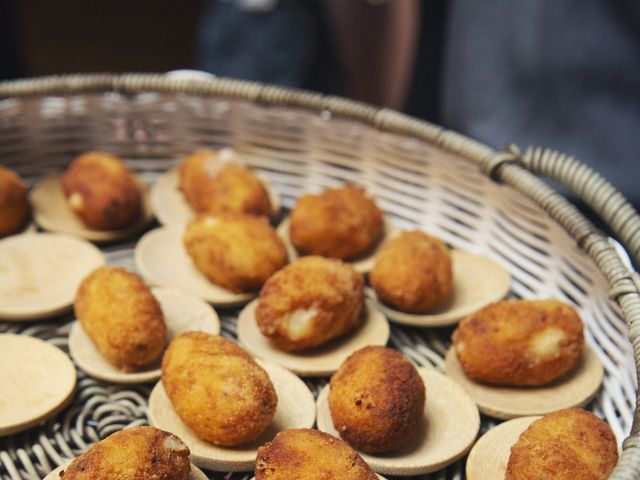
[[179, 148, 271, 217], [60, 426, 191, 480], [506, 408, 618, 480], [183, 213, 288, 293], [75, 266, 166, 372], [0, 166, 29, 237], [452, 299, 584, 386], [255, 429, 377, 480], [370, 230, 453, 313], [255, 256, 364, 351], [289, 185, 383, 260], [329, 346, 425, 453], [161, 332, 277, 446], [60, 151, 142, 230]]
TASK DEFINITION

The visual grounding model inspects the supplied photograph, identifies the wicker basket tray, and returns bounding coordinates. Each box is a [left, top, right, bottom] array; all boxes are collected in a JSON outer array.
[[0, 73, 638, 480]]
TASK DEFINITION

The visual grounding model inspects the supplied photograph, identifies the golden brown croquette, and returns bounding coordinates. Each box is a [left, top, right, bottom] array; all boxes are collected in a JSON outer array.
[[255, 256, 364, 351], [452, 299, 584, 386], [506, 408, 618, 480], [289, 185, 383, 260], [370, 230, 453, 313], [179, 149, 271, 217], [0, 165, 29, 237], [255, 429, 377, 480], [329, 346, 425, 453], [61, 151, 142, 230], [161, 332, 277, 446], [60, 426, 191, 480], [75, 266, 166, 372], [183, 213, 288, 293]]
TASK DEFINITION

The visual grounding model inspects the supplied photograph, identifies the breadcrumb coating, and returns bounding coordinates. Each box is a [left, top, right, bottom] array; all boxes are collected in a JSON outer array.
[[452, 299, 584, 386], [179, 149, 271, 217], [370, 230, 452, 313], [61, 151, 141, 230], [183, 213, 288, 293], [329, 346, 425, 453], [0, 165, 29, 237], [289, 185, 383, 260], [256, 256, 364, 351], [161, 332, 277, 446], [506, 408, 618, 480], [255, 429, 377, 480], [60, 426, 190, 480], [75, 266, 166, 372]]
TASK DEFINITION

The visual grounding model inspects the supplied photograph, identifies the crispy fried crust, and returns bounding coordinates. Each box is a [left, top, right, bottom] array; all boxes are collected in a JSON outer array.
[[370, 230, 452, 313], [452, 300, 584, 386], [161, 332, 277, 446], [255, 429, 377, 480], [289, 185, 383, 260], [60, 426, 191, 480], [75, 266, 166, 372], [0, 165, 29, 237], [183, 213, 288, 293], [506, 408, 618, 480], [60, 151, 141, 230], [179, 149, 271, 217], [255, 256, 364, 351], [329, 346, 425, 453]]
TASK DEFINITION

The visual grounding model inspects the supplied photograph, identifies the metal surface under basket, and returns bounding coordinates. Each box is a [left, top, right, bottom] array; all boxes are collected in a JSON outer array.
[[0, 74, 638, 480]]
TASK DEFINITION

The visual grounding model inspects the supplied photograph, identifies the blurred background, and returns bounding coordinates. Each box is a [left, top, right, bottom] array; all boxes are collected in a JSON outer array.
[[1, 0, 638, 208]]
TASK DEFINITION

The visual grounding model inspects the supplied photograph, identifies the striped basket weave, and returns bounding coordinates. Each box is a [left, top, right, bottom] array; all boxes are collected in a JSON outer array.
[[0, 73, 638, 480]]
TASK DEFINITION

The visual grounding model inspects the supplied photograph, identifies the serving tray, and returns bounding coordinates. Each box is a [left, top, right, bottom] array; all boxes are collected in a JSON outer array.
[[0, 74, 637, 480]]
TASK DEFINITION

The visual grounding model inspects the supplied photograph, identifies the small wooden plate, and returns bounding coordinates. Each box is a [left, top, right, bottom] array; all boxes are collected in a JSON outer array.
[[368, 250, 511, 327], [69, 287, 220, 384], [151, 167, 281, 227], [444, 346, 604, 419], [276, 217, 398, 274], [31, 174, 154, 243], [316, 368, 480, 476], [465, 416, 539, 480], [148, 360, 316, 472], [0, 334, 77, 436], [237, 299, 390, 377], [0, 233, 105, 321], [44, 461, 209, 480], [135, 226, 256, 307]]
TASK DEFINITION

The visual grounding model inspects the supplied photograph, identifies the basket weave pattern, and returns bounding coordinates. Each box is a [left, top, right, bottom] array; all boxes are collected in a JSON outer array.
[[0, 74, 638, 480]]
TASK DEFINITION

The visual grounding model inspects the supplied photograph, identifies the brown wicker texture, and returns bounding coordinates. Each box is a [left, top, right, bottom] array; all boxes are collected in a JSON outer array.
[[0, 73, 638, 480]]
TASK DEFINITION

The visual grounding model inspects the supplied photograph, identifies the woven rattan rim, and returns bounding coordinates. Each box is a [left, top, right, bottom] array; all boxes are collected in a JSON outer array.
[[0, 73, 639, 479]]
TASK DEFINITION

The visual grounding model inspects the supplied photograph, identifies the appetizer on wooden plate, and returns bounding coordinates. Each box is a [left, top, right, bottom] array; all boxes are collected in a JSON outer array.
[[366, 230, 511, 327], [69, 266, 220, 384], [237, 257, 389, 376], [277, 185, 398, 273], [445, 299, 604, 419], [31, 151, 154, 242], [43, 426, 208, 480], [0, 165, 30, 238], [151, 148, 281, 226], [148, 333, 316, 471], [466, 409, 618, 480], [316, 346, 480, 476], [254, 429, 387, 479], [135, 213, 289, 307]]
